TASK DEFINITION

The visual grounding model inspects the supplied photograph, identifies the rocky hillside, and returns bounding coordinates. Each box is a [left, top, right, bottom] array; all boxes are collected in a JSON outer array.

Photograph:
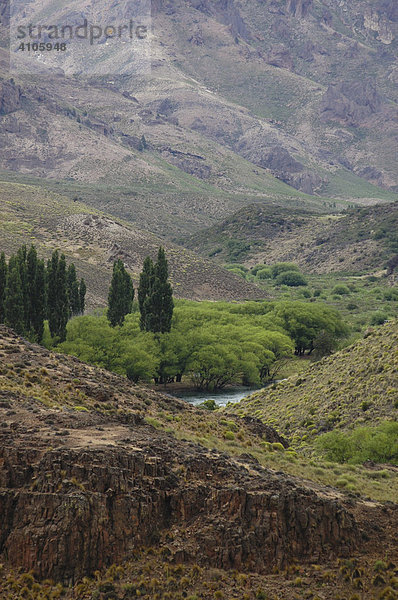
[[0, 180, 265, 306], [228, 321, 398, 444], [1, 0, 397, 240], [0, 325, 397, 599], [182, 201, 398, 274]]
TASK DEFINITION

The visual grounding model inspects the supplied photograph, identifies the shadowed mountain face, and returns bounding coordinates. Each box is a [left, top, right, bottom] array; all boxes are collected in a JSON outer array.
[[0, 0, 397, 239]]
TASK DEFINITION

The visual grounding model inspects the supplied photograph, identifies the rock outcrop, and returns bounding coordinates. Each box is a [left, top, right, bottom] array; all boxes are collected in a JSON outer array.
[[0, 327, 360, 583], [0, 442, 358, 582], [0, 81, 22, 116], [287, 0, 313, 19], [320, 81, 383, 126]]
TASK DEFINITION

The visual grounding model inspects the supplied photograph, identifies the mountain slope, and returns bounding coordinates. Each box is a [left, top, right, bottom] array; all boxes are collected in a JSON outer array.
[[1, 0, 397, 240], [228, 320, 398, 444], [0, 180, 265, 306], [182, 201, 398, 274]]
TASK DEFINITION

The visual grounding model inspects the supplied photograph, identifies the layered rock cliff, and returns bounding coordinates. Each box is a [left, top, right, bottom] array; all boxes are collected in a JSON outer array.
[[0, 326, 391, 586]]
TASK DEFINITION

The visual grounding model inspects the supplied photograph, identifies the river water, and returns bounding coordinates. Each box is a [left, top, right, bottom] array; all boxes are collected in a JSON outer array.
[[171, 387, 258, 408]]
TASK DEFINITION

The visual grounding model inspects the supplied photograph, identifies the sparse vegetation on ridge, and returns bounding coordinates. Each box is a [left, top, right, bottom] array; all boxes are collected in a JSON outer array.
[[228, 321, 398, 451]]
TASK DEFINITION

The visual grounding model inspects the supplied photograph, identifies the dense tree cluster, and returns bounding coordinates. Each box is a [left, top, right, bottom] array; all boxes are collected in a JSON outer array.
[[57, 298, 348, 391], [107, 248, 174, 334], [0, 246, 86, 342]]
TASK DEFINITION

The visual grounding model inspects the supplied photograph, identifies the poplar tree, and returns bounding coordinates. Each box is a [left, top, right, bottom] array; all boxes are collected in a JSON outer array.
[[0, 252, 7, 323], [138, 256, 155, 331], [17, 245, 29, 330], [31, 258, 46, 343], [47, 250, 59, 336], [56, 253, 69, 342], [138, 247, 173, 334], [79, 279, 86, 315], [67, 263, 81, 316], [47, 250, 69, 342], [107, 260, 134, 327], [4, 256, 24, 333]]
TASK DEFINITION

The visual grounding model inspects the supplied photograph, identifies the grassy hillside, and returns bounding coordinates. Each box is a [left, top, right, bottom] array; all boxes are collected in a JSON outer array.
[[181, 202, 398, 273], [0, 324, 397, 503], [228, 321, 398, 447], [0, 180, 265, 306], [0, 324, 397, 598]]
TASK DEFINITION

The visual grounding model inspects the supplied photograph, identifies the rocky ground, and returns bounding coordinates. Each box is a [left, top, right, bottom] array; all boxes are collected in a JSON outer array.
[[0, 326, 397, 599]]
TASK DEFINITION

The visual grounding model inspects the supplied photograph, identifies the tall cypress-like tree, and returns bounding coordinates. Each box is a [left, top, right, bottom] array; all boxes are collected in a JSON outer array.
[[79, 279, 86, 315], [47, 250, 69, 342], [0, 252, 7, 323], [67, 263, 81, 316], [4, 256, 24, 334], [31, 258, 46, 343], [47, 250, 58, 331], [107, 260, 134, 327], [26, 245, 38, 332], [138, 256, 155, 331], [17, 245, 29, 331], [56, 254, 69, 342], [152, 247, 174, 333], [138, 248, 173, 334]]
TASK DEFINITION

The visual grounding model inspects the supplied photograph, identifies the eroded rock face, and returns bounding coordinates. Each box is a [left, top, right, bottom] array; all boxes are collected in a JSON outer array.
[[0, 326, 359, 583], [320, 81, 383, 126], [287, 0, 313, 19], [0, 81, 22, 116], [364, 1, 397, 45], [0, 443, 357, 582]]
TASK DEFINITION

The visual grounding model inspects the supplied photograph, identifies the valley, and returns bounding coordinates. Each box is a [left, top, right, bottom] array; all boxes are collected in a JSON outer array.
[[0, 0, 397, 598]]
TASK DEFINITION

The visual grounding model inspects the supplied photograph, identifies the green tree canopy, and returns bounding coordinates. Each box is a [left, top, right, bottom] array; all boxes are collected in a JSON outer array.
[[107, 260, 135, 327]]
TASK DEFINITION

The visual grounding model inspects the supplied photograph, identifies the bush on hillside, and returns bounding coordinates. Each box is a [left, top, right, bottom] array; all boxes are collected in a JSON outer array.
[[316, 422, 398, 465], [370, 311, 388, 326], [275, 271, 308, 287], [271, 262, 300, 279], [332, 284, 350, 296]]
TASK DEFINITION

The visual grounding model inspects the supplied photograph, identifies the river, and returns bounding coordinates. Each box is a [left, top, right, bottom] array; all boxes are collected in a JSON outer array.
[[171, 387, 258, 408]]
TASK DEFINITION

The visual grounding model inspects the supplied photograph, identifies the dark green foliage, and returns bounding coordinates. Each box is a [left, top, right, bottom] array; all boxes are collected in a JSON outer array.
[[16, 245, 29, 329], [79, 279, 86, 315], [225, 238, 251, 262], [67, 264, 81, 317], [312, 330, 337, 360], [138, 248, 174, 334], [27, 245, 46, 341], [4, 257, 24, 333], [53, 253, 69, 342], [31, 259, 46, 342], [316, 422, 398, 465], [271, 262, 300, 278], [333, 284, 350, 296], [370, 311, 388, 326], [138, 256, 155, 331], [1, 245, 84, 343], [271, 301, 348, 355], [0, 252, 7, 322], [138, 135, 148, 151], [275, 270, 308, 287], [107, 260, 134, 327]]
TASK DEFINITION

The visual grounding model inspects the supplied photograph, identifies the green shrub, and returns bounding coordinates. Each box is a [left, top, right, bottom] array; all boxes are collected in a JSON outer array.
[[271, 262, 300, 278], [370, 311, 388, 326], [332, 284, 350, 296], [255, 267, 273, 280], [275, 271, 308, 287], [315, 421, 398, 465]]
